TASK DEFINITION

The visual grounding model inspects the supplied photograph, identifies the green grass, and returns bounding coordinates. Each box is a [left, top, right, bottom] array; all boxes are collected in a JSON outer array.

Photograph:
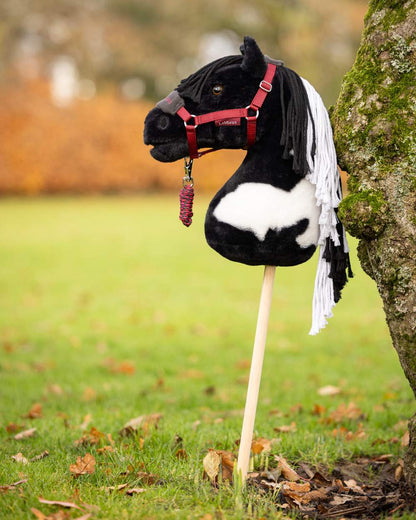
[[0, 196, 414, 519]]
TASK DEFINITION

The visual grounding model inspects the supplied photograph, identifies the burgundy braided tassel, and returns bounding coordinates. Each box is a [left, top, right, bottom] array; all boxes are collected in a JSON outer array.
[[179, 184, 194, 227]]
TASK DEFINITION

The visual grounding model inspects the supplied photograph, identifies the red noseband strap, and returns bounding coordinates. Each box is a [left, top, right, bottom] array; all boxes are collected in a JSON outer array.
[[169, 63, 276, 160]]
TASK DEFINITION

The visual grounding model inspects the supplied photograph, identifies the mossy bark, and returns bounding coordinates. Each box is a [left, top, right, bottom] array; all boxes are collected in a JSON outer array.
[[332, 0, 416, 487]]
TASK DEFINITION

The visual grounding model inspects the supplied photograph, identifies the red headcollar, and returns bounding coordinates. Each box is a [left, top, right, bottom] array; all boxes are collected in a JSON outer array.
[[159, 63, 276, 160]]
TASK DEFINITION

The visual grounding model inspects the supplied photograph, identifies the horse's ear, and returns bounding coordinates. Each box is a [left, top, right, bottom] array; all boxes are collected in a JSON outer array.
[[240, 36, 266, 77]]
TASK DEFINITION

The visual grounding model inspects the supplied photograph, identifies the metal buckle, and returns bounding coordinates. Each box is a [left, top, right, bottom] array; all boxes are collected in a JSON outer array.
[[259, 80, 272, 93]]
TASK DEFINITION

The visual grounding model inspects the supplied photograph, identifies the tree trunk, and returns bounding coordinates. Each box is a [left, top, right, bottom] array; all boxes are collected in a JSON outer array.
[[332, 0, 416, 487]]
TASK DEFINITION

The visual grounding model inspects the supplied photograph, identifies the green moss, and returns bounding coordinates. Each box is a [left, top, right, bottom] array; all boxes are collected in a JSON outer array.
[[339, 190, 388, 239]]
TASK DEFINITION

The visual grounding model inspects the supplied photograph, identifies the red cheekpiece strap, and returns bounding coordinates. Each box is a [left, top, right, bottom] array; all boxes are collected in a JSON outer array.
[[250, 64, 276, 110]]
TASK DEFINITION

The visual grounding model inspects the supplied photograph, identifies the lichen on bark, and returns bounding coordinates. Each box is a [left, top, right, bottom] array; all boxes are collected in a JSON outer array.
[[332, 0, 416, 488]]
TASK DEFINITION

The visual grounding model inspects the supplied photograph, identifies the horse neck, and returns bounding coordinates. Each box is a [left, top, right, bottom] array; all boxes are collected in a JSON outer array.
[[238, 115, 302, 190]]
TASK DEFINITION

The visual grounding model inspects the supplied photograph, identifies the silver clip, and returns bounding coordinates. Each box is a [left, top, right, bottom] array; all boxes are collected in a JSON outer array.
[[183, 157, 194, 187]]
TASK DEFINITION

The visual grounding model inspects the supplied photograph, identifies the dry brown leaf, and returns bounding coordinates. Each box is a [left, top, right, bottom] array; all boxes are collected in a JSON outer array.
[[105, 483, 129, 493], [284, 481, 311, 493], [25, 403, 43, 419], [330, 494, 354, 506], [14, 427, 37, 440], [329, 402, 365, 423], [38, 498, 83, 510], [395, 460, 404, 481], [74, 427, 105, 447], [69, 453, 96, 477], [401, 430, 410, 447], [274, 422, 297, 434], [97, 445, 113, 454], [6, 422, 24, 433], [251, 437, 272, 454], [119, 413, 163, 437], [30, 508, 47, 520], [73, 515, 92, 520], [203, 450, 221, 481], [31, 508, 71, 520], [275, 456, 301, 481], [219, 450, 235, 482], [30, 451, 49, 462], [312, 404, 326, 416], [125, 488, 145, 495], [317, 385, 341, 396], [12, 452, 29, 464], [0, 478, 28, 493], [175, 449, 188, 459], [344, 479, 365, 494]]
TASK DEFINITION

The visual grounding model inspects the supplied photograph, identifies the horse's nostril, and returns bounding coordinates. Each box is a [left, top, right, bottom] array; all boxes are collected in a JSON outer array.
[[158, 115, 170, 131]]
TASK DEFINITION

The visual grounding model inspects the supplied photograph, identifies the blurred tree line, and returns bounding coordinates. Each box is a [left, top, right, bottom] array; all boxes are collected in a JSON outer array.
[[0, 0, 367, 194]]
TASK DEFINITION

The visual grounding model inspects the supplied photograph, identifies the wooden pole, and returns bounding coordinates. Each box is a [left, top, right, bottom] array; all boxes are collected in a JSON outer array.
[[236, 265, 276, 484]]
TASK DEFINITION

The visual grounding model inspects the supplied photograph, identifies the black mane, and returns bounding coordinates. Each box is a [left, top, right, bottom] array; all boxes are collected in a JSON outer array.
[[176, 55, 243, 103]]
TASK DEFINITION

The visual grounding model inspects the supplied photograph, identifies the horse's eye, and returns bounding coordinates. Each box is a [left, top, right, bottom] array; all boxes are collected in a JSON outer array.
[[212, 84, 223, 96]]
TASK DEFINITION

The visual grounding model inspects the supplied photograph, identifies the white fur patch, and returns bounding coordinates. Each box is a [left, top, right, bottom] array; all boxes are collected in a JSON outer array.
[[213, 180, 320, 248]]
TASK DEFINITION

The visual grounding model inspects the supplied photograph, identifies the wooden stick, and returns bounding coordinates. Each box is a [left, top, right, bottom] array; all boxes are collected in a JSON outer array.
[[236, 265, 276, 484]]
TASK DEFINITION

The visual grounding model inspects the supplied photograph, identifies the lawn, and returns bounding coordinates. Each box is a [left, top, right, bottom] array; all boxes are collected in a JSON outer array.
[[0, 196, 414, 519]]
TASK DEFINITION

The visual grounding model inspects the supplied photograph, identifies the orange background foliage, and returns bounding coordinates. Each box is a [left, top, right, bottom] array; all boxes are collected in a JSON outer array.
[[0, 80, 244, 195]]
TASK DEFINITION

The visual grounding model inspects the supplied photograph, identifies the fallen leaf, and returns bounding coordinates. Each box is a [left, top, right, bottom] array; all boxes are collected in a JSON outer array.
[[12, 452, 29, 464], [330, 494, 355, 506], [329, 402, 365, 423], [30, 508, 47, 520], [311, 404, 326, 416], [395, 460, 404, 481], [105, 483, 129, 493], [401, 430, 410, 447], [203, 450, 221, 481], [69, 453, 96, 477], [275, 456, 301, 481], [125, 488, 145, 495], [25, 403, 43, 419], [219, 450, 235, 481], [344, 479, 365, 494], [74, 427, 105, 446], [119, 413, 163, 437], [0, 478, 28, 493], [30, 450, 49, 462], [97, 445, 113, 454], [274, 422, 297, 434], [38, 497, 83, 510], [14, 427, 37, 440], [251, 437, 272, 454], [175, 449, 188, 459], [6, 422, 24, 433], [317, 385, 341, 396]]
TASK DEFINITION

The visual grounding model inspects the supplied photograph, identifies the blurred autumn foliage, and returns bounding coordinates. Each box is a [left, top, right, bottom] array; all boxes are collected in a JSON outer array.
[[0, 0, 365, 194], [0, 80, 243, 195]]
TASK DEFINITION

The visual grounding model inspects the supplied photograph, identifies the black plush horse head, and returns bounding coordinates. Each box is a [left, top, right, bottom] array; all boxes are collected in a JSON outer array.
[[144, 36, 351, 334]]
